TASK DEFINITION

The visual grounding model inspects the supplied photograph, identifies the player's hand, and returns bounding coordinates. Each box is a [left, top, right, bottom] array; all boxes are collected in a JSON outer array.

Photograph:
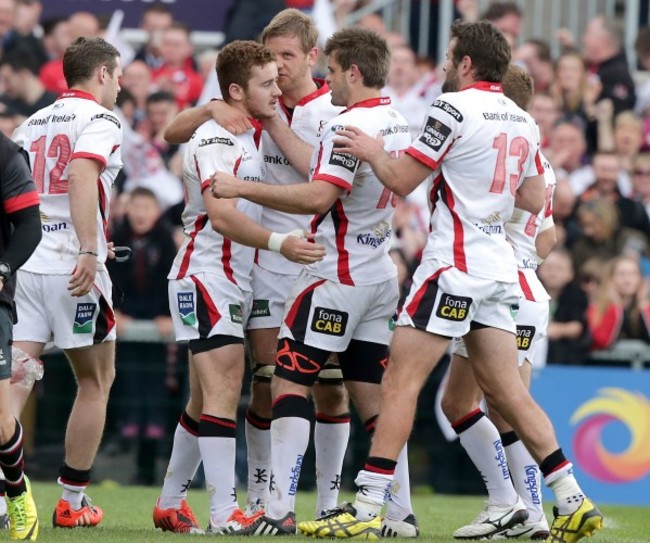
[[68, 253, 97, 297], [209, 100, 252, 135], [279, 231, 326, 264], [107, 241, 116, 261], [334, 126, 384, 162], [210, 172, 241, 199]]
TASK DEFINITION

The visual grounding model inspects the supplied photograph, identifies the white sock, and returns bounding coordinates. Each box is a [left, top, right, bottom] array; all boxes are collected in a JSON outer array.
[[0, 469, 6, 515], [60, 483, 85, 510], [454, 410, 519, 506], [353, 468, 393, 520], [268, 415, 310, 519], [385, 444, 413, 521], [545, 462, 584, 515], [245, 411, 271, 506], [504, 438, 545, 522], [314, 413, 350, 515], [160, 415, 201, 510], [198, 416, 238, 525]]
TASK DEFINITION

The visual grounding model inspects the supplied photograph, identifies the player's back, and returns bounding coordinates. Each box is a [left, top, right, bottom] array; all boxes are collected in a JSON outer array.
[[170, 120, 263, 291], [307, 97, 411, 286], [13, 90, 123, 274], [408, 84, 542, 283]]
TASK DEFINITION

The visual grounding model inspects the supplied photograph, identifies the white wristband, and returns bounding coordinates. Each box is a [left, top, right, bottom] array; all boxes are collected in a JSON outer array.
[[268, 229, 304, 252]]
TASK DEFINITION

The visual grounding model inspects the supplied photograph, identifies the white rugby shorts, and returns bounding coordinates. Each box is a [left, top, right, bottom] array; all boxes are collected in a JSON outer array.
[[279, 271, 398, 352], [169, 272, 253, 342], [453, 297, 550, 366], [14, 269, 115, 349], [246, 265, 295, 331], [397, 258, 519, 337]]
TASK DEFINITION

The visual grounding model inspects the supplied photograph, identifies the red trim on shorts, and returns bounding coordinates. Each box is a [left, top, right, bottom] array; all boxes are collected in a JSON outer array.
[[442, 183, 467, 272], [190, 275, 221, 330], [451, 408, 482, 429], [405, 265, 451, 319], [332, 200, 353, 285], [284, 279, 326, 329], [518, 271, 536, 302], [221, 238, 236, 285], [177, 214, 208, 279], [363, 463, 395, 475], [3, 192, 39, 214]]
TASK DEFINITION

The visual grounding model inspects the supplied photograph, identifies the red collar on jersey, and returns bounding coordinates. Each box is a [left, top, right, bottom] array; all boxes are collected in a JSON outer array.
[[343, 96, 391, 113], [248, 117, 263, 131], [57, 89, 99, 102], [462, 81, 503, 93], [288, 78, 331, 108]]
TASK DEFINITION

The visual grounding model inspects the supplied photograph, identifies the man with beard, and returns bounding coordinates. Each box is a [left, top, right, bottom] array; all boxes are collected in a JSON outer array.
[[163, 10, 418, 537], [299, 20, 604, 543], [153, 40, 325, 534]]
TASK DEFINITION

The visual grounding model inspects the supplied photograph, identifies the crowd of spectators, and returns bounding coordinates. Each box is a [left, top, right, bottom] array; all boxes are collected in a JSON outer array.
[[3, 0, 650, 472]]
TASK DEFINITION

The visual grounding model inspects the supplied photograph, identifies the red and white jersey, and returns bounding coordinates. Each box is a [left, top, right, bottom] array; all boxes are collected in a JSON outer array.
[[168, 120, 263, 292], [506, 149, 556, 302], [406, 82, 544, 283], [306, 97, 410, 286], [13, 89, 123, 274], [383, 84, 429, 140], [256, 80, 342, 275]]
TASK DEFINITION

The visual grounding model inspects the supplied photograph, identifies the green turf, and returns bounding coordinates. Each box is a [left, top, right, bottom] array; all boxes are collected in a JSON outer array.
[[26, 481, 650, 542]]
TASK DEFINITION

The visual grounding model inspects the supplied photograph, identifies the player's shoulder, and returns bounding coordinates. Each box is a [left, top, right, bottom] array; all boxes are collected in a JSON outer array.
[[428, 92, 466, 123], [191, 120, 240, 151]]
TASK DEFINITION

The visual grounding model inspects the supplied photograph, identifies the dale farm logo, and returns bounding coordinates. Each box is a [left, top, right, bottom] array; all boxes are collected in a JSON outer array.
[[571, 388, 650, 483]]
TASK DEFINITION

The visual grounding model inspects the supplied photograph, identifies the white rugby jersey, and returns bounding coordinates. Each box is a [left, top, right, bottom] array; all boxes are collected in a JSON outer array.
[[168, 120, 263, 291], [256, 80, 342, 275], [305, 97, 410, 286], [506, 149, 556, 302], [406, 82, 544, 283], [383, 84, 429, 140], [13, 89, 123, 274]]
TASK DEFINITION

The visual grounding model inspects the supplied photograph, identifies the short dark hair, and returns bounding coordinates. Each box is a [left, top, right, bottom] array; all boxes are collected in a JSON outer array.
[[63, 37, 120, 88], [146, 90, 175, 106], [216, 40, 276, 102], [502, 64, 533, 110], [130, 187, 159, 202], [450, 20, 511, 82], [324, 27, 390, 89], [482, 1, 522, 21], [143, 2, 172, 17], [0, 47, 41, 76], [526, 39, 552, 63]]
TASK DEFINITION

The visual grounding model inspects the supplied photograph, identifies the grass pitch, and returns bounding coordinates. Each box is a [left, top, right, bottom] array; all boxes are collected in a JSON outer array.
[[28, 482, 650, 542]]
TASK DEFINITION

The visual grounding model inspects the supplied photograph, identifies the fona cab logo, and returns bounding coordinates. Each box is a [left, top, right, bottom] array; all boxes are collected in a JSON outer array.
[[571, 388, 650, 483]]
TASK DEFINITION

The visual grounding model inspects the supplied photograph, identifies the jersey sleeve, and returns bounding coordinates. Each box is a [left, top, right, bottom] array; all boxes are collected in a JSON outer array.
[[193, 133, 242, 192], [405, 97, 462, 170], [1, 145, 39, 214], [73, 112, 123, 168], [311, 121, 360, 191]]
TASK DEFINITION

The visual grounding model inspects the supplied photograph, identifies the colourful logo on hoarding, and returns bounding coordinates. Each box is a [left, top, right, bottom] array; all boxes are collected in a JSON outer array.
[[571, 388, 650, 483]]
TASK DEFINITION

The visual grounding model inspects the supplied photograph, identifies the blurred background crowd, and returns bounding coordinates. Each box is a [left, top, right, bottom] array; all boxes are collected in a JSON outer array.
[[5, 0, 650, 488]]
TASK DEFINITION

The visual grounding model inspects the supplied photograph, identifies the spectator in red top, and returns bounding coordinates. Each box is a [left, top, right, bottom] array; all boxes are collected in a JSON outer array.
[[151, 23, 202, 109], [39, 16, 72, 95], [587, 255, 650, 350]]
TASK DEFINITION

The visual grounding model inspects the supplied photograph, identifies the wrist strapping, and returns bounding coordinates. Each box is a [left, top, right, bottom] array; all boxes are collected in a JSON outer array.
[[268, 229, 304, 252]]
